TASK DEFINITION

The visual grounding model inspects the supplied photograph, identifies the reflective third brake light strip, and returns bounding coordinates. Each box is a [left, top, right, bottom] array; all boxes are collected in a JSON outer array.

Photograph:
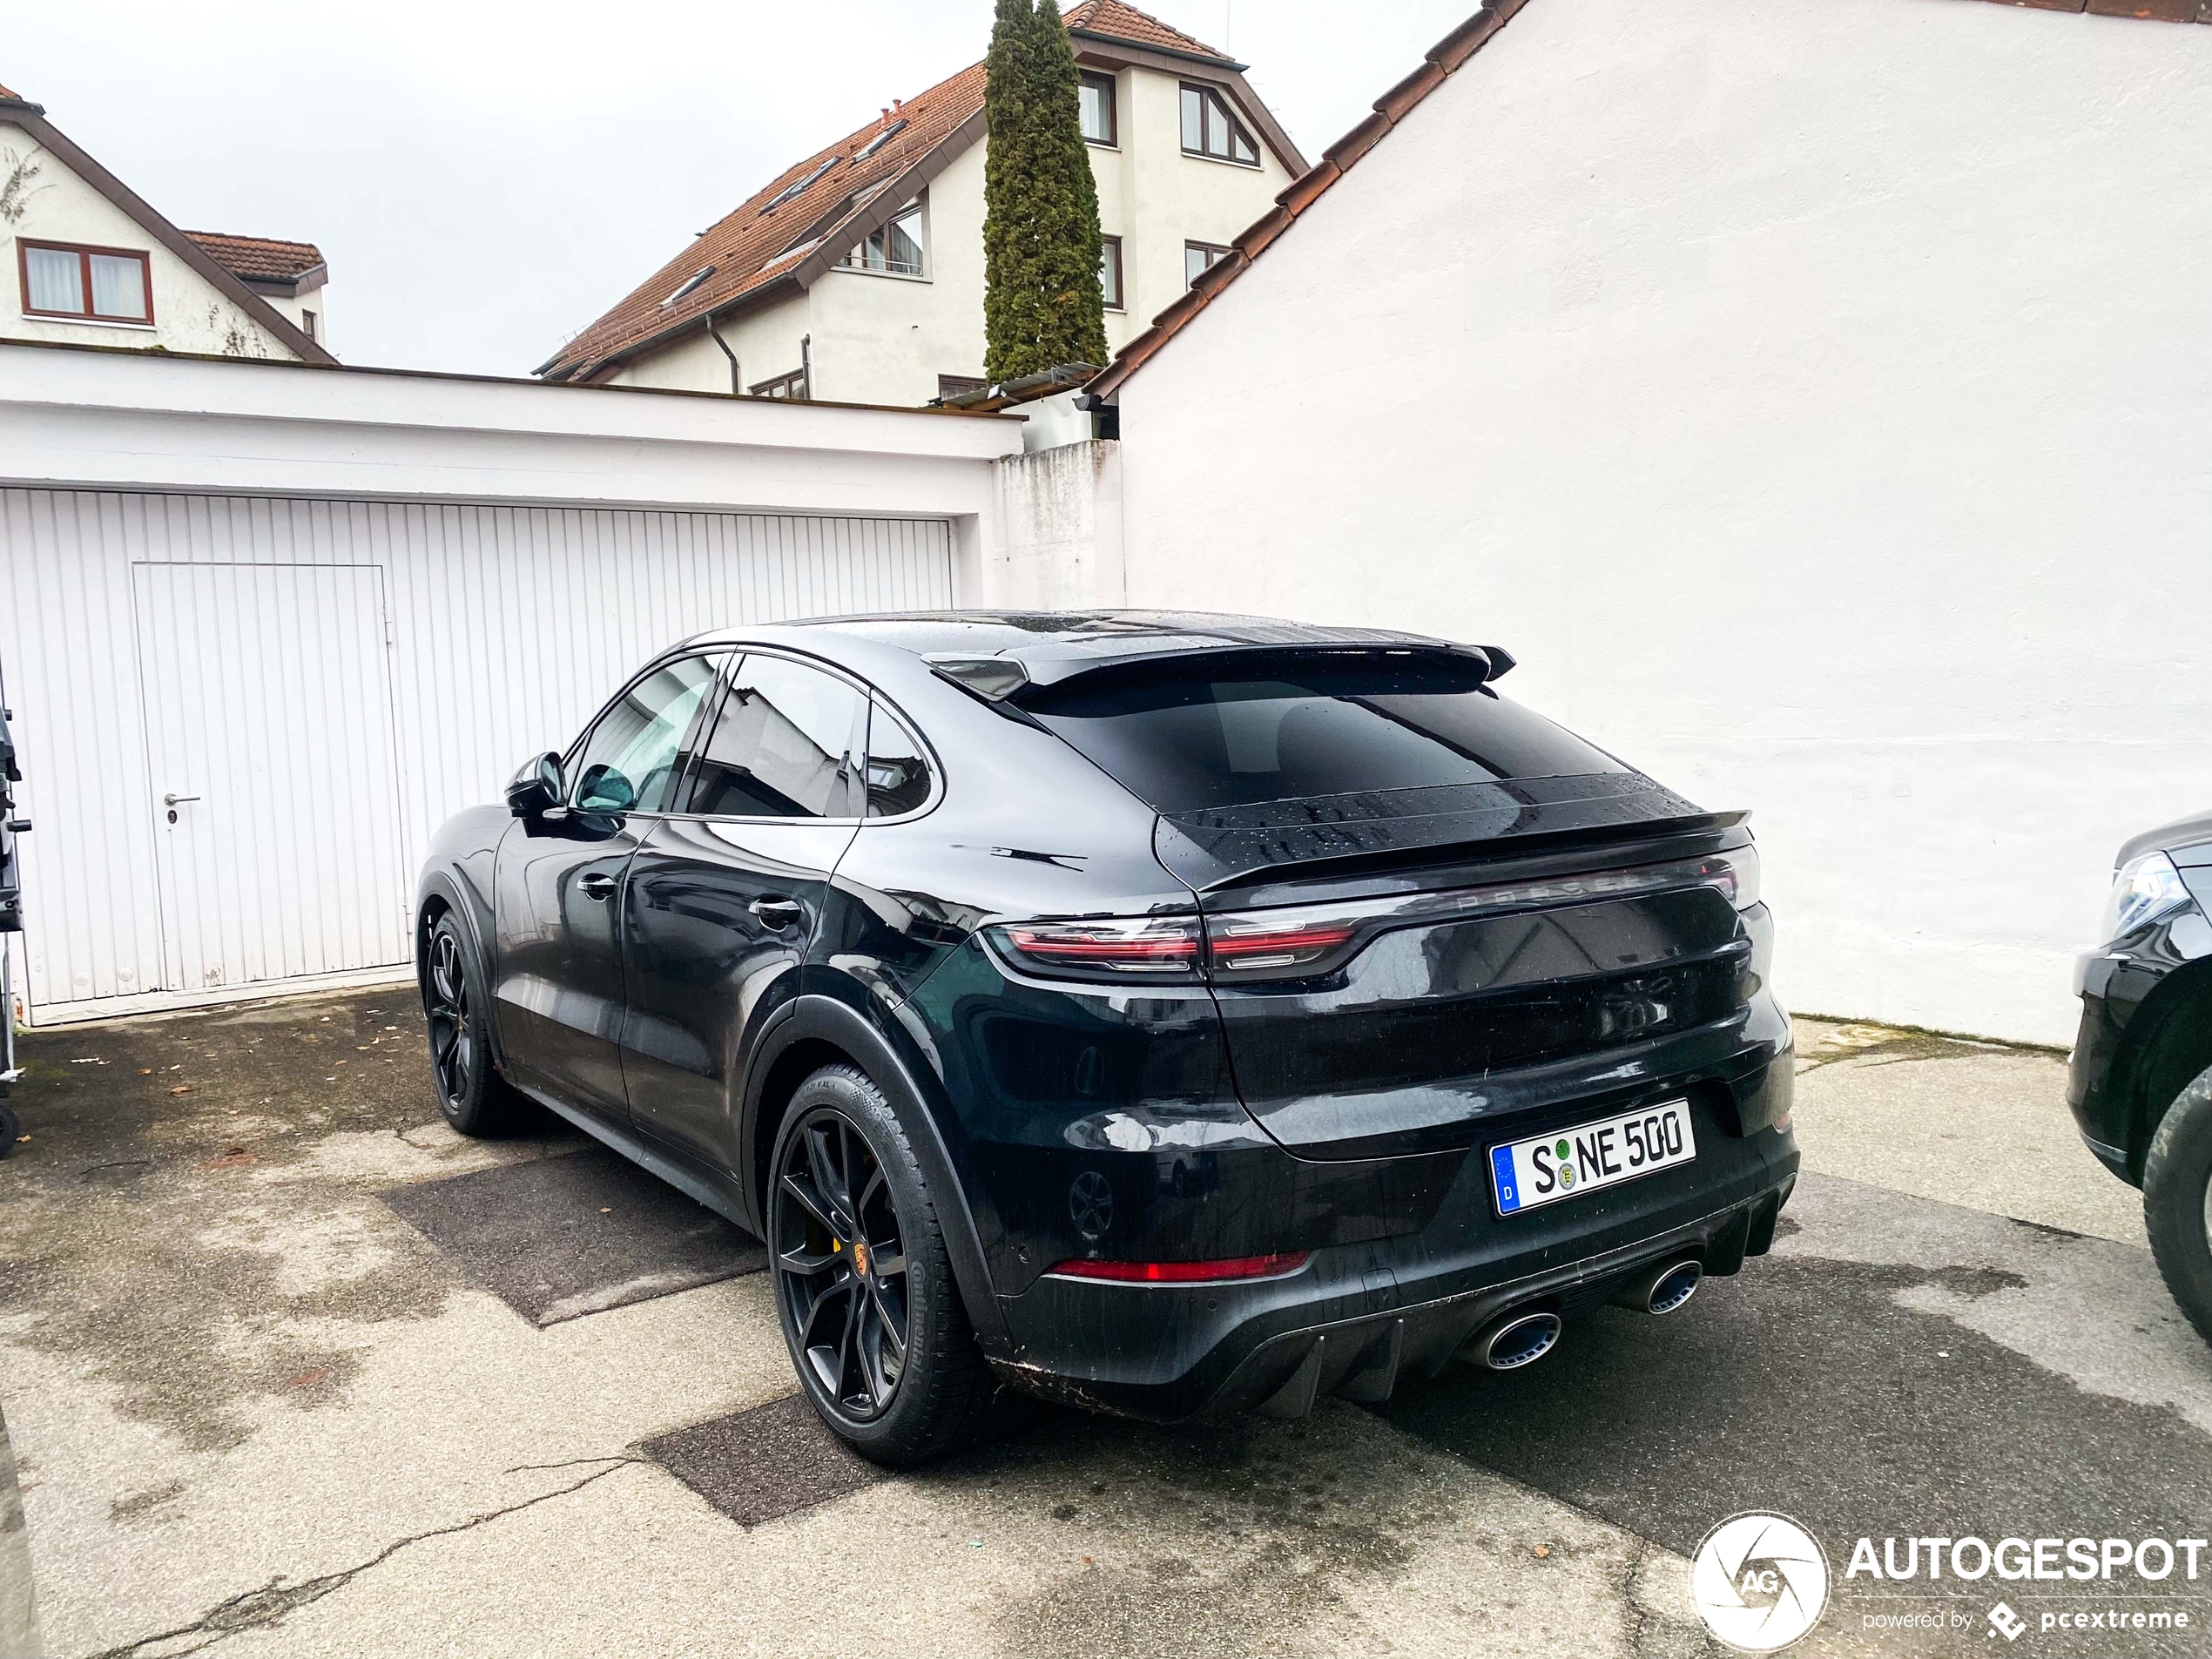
[[1046, 1251, 1311, 1284]]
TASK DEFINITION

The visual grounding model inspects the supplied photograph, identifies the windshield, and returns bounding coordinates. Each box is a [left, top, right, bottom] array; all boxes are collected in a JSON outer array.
[[1021, 652, 1627, 813]]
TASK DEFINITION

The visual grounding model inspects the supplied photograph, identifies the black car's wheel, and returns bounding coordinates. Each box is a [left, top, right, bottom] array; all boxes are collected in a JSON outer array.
[[423, 913, 524, 1136], [2146, 1063, 2212, 1345], [768, 1065, 994, 1466]]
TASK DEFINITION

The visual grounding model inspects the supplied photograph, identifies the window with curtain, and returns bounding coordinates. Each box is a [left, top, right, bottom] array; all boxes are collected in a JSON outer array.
[[1080, 72, 1117, 146], [21, 242, 152, 322]]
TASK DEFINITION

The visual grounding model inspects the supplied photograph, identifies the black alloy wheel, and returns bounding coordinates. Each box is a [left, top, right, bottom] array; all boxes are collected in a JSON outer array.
[[426, 927, 475, 1109], [773, 1105, 912, 1420]]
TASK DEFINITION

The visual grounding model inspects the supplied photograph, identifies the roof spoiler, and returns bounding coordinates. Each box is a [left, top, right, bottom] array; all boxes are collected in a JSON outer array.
[[925, 639, 1516, 704]]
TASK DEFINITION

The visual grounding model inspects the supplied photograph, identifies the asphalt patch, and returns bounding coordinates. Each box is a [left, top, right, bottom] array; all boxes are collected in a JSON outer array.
[[1389, 1250, 2212, 1656], [382, 1143, 765, 1325], [642, 1393, 886, 1528]]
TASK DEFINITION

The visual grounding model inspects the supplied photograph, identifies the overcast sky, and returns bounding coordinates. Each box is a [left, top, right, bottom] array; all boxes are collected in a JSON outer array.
[[4, 1, 1474, 377]]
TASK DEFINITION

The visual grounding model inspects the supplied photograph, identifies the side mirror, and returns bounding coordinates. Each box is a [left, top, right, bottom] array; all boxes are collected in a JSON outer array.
[[506, 752, 565, 818]]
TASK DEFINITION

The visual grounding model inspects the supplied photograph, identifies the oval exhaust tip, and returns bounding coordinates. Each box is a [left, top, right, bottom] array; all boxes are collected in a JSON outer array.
[[1478, 1310, 1562, 1371], [1648, 1261, 1703, 1315]]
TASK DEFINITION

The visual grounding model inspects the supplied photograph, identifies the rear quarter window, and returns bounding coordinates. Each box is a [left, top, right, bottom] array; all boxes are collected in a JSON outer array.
[[1020, 652, 1625, 814]]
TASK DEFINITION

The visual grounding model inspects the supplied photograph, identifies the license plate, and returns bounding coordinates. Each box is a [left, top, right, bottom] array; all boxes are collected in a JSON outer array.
[[1490, 1100, 1696, 1216]]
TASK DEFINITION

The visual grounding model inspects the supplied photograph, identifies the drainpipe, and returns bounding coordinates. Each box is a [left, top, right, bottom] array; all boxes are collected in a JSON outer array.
[[800, 334, 813, 401], [706, 312, 740, 395]]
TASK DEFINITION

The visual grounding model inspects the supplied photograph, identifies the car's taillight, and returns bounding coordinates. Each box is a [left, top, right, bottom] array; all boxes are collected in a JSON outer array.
[[1046, 1251, 1310, 1284], [1204, 906, 1366, 977], [993, 846, 1763, 986], [991, 915, 1204, 981]]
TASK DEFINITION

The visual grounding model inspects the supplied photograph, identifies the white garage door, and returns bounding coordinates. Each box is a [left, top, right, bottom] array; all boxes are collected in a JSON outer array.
[[0, 489, 954, 1022]]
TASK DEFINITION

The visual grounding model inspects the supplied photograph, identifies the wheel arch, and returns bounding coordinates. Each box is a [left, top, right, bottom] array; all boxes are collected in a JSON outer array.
[[2118, 957, 2212, 1178], [741, 994, 1010, 1352], [415, 867, 506, 1068]]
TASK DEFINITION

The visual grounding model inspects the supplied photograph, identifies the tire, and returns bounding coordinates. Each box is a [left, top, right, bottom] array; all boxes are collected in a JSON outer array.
[[421, 912, 526, 1137], [2144, 1062, 2212, 1346], [767, 1064, 995, 1467]]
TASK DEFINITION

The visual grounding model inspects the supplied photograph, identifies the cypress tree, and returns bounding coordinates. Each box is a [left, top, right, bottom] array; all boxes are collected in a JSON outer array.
[[984, 0, 1107, 381], [981, 0, 1040, 382]]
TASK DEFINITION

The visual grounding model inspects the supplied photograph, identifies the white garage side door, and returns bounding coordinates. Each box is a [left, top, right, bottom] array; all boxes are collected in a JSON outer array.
[[0, 489, 954, 1022], [132, 563, 410, 990]]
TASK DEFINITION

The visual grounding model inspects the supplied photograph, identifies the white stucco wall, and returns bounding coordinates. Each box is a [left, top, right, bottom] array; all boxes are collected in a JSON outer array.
[[990, 438, 1124, 608], [1110, 0, 2212, 1046], [1089, 67, 1295, 351], [610, 60, 1291, 407], [256, 285, 331, 353], [0, 119, 298, 360]]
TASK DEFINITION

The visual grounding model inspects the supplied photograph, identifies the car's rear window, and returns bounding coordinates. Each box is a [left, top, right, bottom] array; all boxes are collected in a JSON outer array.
[[1020, 652, 1627, 813]]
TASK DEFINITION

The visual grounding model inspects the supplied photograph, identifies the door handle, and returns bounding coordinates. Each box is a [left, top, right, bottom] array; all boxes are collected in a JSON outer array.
[[578, 872, 619, 901], [164, 792, 200, 806], [750, 895, 806, 931]]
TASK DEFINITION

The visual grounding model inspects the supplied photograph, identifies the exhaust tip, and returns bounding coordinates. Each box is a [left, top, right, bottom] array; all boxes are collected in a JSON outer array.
[[1474, 1309, 1562, 1372], [1647, 1260, 1702, 1315]]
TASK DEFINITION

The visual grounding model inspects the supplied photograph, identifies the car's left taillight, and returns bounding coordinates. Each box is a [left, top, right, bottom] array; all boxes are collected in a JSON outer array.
[[989, 915, 1204, 982]]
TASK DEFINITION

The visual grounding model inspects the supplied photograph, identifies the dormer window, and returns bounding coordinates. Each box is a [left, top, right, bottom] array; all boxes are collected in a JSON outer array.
[[841, 200, 926, 278], [1180, 84, 1258, 167], [20, 240, 153, 323], [762, 157, 839, 213], [662, 266, 715, 307], [853, 118, 908, 161]]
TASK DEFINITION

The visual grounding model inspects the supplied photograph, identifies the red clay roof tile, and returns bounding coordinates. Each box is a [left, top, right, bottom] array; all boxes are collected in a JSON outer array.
[[1062, 0, 1228, 59], [184, 230, 325, 282]]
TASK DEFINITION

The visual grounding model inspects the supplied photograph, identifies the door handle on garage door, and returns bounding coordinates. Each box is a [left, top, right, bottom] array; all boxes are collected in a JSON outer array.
[[578, 872, 618, 901], [750, 895, 806, 931]]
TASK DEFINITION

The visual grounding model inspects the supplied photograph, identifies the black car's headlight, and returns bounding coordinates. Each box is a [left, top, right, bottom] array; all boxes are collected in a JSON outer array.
[[2101, 852, 2197, 942]]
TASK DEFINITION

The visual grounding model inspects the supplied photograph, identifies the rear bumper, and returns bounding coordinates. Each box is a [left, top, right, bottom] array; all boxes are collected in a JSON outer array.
[[991, 1109, 1799, 1422]]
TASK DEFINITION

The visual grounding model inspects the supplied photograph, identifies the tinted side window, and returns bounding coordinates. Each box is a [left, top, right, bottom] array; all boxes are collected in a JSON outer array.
[[1022, 653, 1626, 814], [570, 654, 722, 813], [685, 654, 863, 819], [864, 698, 934, 818]]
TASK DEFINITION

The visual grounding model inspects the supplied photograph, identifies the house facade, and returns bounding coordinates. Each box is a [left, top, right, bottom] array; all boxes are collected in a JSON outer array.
[[0, 80, 333, 363], [1084, 0, 2212, 1047], [536, 0, 1301, 406]]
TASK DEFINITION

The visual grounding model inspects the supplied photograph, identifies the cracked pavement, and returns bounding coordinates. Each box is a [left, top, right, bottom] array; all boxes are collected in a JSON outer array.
[[0, 998, 2205, 1657]]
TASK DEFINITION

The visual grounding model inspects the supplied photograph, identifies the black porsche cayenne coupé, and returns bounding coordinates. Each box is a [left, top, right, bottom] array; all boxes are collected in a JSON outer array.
[[416, 612, 1799, 1463]]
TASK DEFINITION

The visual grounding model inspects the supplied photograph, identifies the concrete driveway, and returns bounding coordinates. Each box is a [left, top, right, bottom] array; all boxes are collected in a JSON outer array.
[[0, 997, 2204, 1658]]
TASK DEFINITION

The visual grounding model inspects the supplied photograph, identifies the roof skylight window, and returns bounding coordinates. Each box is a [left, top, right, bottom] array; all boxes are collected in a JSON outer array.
[[762, 157, 840, 212], [661, 266, 715, 307], [853, 118, 908, 161]]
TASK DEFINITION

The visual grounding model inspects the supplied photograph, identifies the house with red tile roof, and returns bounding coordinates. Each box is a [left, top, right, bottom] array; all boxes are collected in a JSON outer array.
[[536, 0, 1303, 406], [0, 80, 334, 362]]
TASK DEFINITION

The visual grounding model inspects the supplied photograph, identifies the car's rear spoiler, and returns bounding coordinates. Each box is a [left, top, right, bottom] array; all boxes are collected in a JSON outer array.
[[925, 637, 1516, 702]]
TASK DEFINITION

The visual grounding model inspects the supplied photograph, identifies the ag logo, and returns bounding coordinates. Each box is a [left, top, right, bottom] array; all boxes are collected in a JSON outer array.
[[1690, 1512, 1830, 1653]]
